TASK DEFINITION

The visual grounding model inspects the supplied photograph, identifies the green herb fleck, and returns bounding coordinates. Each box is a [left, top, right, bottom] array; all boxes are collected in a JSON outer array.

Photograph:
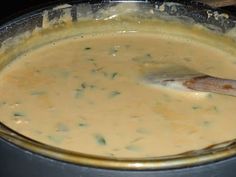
[[192, 105, 201, 110], [91, 67, 104, 73], [202, 121, 211, 127], [111, 72, 118, 79], [130, 137, 144, 143], [88, 58, 95, 62], [78, 123, 88, 127], [145, 53, 152, 58], [89, 85, 96, 89], [207, 93, 213, 99], [95, 134, 106, 146], [75, 82, 96, 98], [13, 112, 25, 117], [0, 101, 6, 107], [48, 135, 64, 144], [34, 130, 42, 134], [56, 123, 69, 132], [75, 88, 84, 98], [31, 91, 46, 96], [84, 47, 91, 50], [212, 106, 218, 112], [109, 46, 120, 56], [136, 128, 150, 134], [60, 70, 70, 78], [125, 145, 141, 152], [106, 153, 115, 157], [102, 71, 109, 77], [109, 91, 121, 98], [81, 82, 87, 89], [88, 58, 97, 66], [125, 44, 130, 48], [183, 57, 192, 62]]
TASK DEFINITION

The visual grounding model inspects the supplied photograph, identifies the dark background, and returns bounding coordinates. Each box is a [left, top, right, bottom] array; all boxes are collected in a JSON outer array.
[[0, 0, 235, 24], [0, 0, 73, 24]]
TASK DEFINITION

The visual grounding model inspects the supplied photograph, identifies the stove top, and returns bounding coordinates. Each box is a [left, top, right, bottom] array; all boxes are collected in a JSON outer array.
[[0, 0, 235, 24]]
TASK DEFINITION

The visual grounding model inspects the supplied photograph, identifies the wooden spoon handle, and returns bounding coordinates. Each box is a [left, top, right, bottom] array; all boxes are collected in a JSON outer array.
[[197, 0, 236, 8], [184, 76, 236, 96]]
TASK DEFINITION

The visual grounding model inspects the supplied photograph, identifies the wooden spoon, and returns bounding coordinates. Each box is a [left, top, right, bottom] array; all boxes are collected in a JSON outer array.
[[183, 75, 236, 96], [196, 0, 236, 8], [143, 66, 236, 97]]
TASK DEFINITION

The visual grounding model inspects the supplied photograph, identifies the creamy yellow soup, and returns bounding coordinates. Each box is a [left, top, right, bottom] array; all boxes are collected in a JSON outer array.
[[1, 30, 236, 158]]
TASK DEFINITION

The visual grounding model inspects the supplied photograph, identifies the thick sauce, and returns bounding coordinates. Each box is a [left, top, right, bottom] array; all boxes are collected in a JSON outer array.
[[1, 32, 236, 158]]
